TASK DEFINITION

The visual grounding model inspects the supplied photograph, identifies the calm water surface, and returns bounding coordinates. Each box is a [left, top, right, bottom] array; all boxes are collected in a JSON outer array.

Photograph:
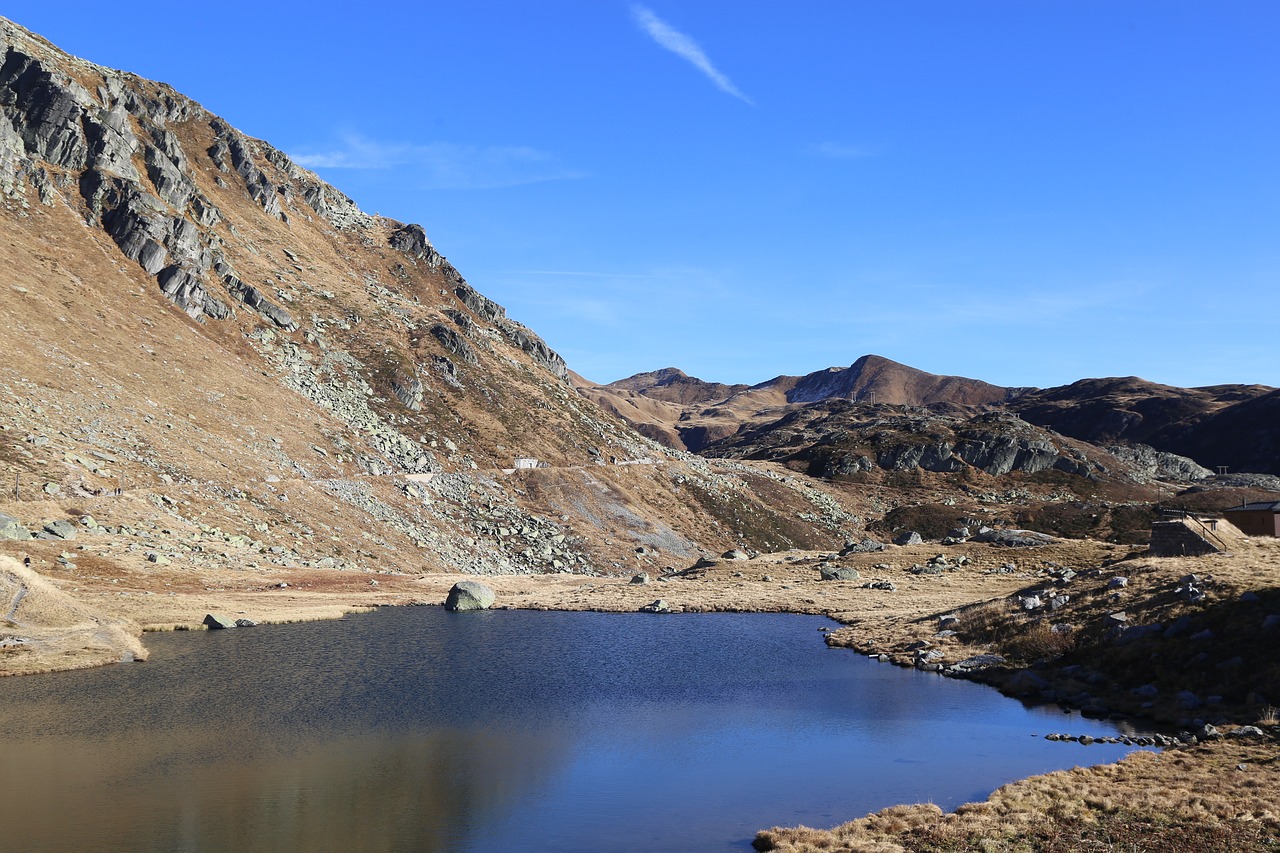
[[0, 607, 1148, 852]]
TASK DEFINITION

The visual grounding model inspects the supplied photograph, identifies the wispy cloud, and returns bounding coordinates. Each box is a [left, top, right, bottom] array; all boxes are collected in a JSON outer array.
[[813, 142, 871, 159], [630, 5, 753, 105], [290, 135, 585, 190]]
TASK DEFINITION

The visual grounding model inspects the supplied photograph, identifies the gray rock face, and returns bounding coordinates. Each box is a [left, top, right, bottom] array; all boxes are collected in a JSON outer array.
[[216, 262, 296, 330], [0, 48, 92, 171], [390, 369, 424, 411], [210, 118, 283, 219], [500, 321, 569, 380], [158, 265, 226, 320], [389, 223, 445, 266], [455, 282, 506, 324], [450, 282, 568, 379], [893, 531, 923, 546], [956, 433, 1060, 476], [819, 566, 861, 581], [878, 440, 964, 473], [203, 613, 237, 629], [1105, 443, 1213, 483], [0, 512, 32, 540], [430, 323, 479, 365], [444, 580, 496, 611]]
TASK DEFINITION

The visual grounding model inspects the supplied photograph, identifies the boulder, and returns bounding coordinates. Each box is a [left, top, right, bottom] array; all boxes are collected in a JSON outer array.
[[41, 519, 77, 540], [1228, 726, 1265, 738], [0, 512, 32, 541], [840, 538, 887, 555], [639, 599, 670, 614], [972, 528, 1054, 547], [629, 573, 650, 585], [893, 531, 923, 546], [721, 549, 750, 561], [444, 580, 496, 611], [819, 566, 861, 582], [203, 614, 237, 629]]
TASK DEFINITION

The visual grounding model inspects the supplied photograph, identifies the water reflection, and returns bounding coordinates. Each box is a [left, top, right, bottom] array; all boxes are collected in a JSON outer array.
[[0, 608, 1148, 852]]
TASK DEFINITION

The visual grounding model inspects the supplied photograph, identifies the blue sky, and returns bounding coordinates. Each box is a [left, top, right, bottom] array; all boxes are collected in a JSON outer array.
[[7, 2, 1278, 388]]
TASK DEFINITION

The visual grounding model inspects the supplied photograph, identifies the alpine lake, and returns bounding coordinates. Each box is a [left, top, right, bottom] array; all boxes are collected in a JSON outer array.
[[0, 606, 1152, 852]]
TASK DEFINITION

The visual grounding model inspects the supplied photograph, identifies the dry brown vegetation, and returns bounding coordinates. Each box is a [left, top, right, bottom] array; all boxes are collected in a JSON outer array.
[[755, 736, 1280, 852]]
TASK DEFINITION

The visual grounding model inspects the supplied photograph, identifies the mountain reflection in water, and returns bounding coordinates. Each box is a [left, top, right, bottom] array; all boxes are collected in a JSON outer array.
[[0, 608, 1148, 852]]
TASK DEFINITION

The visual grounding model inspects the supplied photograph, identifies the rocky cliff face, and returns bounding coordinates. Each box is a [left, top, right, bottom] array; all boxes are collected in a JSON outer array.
[[0, 16, 861, 582]]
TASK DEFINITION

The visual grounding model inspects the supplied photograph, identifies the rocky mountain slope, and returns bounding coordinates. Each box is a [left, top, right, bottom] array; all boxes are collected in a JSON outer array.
[[0, 13, 863, 607], [704, 401, 1151, 481]]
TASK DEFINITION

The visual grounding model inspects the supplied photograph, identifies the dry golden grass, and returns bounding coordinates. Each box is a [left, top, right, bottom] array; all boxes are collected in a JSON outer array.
[[0, 555, 146, 675], [755, 735, 1280, 852]]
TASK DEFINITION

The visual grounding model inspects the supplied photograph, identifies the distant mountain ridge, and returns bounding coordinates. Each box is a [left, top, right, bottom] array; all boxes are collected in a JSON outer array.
[[581, 354, 1032, 452], [1008, 377, 1277, 474], [583, 357, 1278, 476]]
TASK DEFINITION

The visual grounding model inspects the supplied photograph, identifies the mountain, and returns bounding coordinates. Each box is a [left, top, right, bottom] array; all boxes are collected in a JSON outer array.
[[1148, 388, 1280, 476], [582, 354, 1030, 452], [784, 354, 1029, 406], [603, 367, 752, 406], [1008, 377, 1277, 474], [0, 13, 861, 599]]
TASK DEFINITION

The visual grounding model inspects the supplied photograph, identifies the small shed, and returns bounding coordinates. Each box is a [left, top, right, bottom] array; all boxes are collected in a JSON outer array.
[[1222, 502, 1280, 537]]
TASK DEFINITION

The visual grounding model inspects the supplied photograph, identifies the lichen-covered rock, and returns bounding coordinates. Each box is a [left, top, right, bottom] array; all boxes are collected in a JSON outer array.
[[819, 566, 860, 582], [41, 519, 77, 540], [0, 512, 32, 541]]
